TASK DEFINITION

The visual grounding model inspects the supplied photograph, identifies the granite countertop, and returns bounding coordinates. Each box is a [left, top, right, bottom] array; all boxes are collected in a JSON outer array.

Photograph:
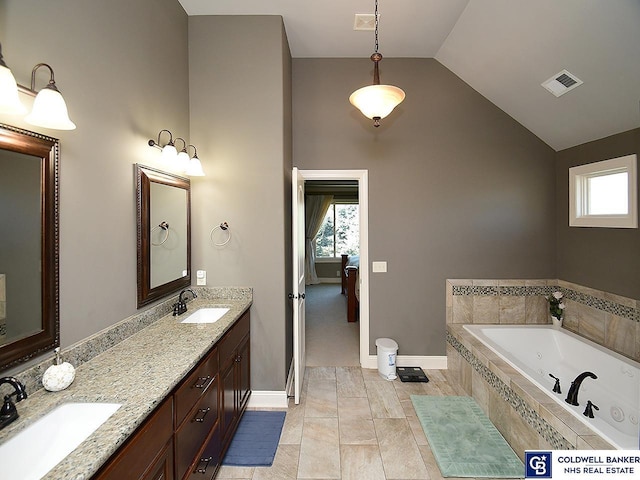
[[0, 297, 251, 480]]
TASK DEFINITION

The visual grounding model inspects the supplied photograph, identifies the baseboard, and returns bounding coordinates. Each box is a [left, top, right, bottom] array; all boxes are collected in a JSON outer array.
[[317, 277, 341, 284], [247, 390, 289, 409], [362, 355, 448, 370]]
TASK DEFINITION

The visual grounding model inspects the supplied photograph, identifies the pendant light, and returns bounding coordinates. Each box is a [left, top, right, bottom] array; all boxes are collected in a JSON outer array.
[[349, 0, 405, 127]]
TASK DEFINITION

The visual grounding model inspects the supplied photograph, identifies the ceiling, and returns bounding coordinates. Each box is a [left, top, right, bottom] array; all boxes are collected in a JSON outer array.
[[178, 0, 640, 151]]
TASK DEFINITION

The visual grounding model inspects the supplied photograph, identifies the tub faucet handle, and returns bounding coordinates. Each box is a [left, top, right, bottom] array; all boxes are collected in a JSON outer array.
[[583, 400, 599, 418], [549, 373, 561, 394]]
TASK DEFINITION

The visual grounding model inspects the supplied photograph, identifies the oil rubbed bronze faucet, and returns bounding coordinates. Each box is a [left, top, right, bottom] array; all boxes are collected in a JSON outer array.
[[565, 371, 597, 406], [0, 377, 28, 430], [173, 288, 198, 316]]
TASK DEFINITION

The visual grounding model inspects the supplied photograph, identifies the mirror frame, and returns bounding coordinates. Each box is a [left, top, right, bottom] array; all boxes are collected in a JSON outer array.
[[136, 164, 191, 308], [0, 124, 60, 371]]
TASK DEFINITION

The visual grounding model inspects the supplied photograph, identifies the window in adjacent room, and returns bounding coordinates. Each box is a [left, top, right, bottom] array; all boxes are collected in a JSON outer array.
[[315, 202, 359, 257], [569, 154, 637, 228]]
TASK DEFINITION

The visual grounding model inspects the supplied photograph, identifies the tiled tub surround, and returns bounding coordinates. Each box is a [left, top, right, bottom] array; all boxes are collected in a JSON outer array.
[[0, 287, 252, 480], [446, 279, 640, 457]]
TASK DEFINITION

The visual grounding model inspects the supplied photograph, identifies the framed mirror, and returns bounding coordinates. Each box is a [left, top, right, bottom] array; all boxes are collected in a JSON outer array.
[[0, 124, 59, 371], [136, 164, 191, 307]]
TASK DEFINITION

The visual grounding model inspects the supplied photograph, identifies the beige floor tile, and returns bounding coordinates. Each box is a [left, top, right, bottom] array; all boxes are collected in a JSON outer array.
[[215, 465, 255, 479], [298, 417, 341, 479], [279, 400, 304, 444], [307, 366, 337, 380], [336, 366, 367, 397], [339, 417, 378, 445], [374, 418, 429, 479], [366, 380, 405, 418], [338, 396, 371, 419], [305, 378, 338, 417], [340, 445, 386, 480], [251, 444, 299, 480]]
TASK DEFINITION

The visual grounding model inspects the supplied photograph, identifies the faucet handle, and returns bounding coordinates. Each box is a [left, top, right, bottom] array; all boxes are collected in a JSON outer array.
[[583, 400, 599, 418], [548, 373, 562, 394]]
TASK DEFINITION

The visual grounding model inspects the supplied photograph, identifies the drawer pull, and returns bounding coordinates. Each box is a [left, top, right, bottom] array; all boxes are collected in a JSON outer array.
[[193, 407, 211, 423], [194, 456, 213, 474], [194, 375, 211, 389]]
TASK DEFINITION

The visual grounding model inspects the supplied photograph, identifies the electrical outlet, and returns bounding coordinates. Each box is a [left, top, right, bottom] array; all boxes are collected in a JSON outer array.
[[196, 270, 206, 286], [336, 270, 341, 277]]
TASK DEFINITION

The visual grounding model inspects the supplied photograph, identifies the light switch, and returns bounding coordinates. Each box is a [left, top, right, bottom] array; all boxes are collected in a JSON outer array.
[[372, 261, 387, 273], [196, 270, 207, 286]]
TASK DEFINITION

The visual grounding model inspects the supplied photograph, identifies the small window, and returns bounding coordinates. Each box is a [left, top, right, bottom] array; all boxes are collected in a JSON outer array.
[[315, 203, 359, 258], [569, 154, 637, 228]]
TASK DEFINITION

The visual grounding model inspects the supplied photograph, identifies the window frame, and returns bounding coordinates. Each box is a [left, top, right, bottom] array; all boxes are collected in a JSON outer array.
[[315, 201, 359, 259], [569, 154, 637, 228]]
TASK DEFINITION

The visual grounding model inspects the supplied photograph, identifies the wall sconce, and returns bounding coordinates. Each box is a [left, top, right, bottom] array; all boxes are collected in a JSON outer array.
[[0, 42, 76, 130], [148, 129, 205, 177]]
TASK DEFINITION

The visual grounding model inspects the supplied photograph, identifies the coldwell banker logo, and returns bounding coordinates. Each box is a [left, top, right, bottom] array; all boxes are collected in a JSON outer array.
[[526, 451, 552, 478]]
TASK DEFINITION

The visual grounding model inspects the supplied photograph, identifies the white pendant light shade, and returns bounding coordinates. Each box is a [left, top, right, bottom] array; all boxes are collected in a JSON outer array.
[[25, 86, 76, 130], [185, 156, 205, 177], [176, 150, 190, 172], [349, 84, 405, 122], [0, 65, 27, 115]]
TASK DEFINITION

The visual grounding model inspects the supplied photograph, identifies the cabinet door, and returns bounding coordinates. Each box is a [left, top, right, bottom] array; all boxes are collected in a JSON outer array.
[[142, 439, 174, 480], [219, 356, 236, 446], [237, 334, 251, 413]]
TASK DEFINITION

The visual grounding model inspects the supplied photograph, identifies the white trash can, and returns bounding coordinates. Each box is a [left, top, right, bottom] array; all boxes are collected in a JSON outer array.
[[375, 338, 398, 380]]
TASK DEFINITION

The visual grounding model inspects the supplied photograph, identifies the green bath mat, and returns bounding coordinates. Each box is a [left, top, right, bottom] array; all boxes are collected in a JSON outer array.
[[411, 395, 523, 478]]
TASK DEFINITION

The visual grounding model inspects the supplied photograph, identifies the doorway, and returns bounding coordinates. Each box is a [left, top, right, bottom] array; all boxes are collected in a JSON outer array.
[[297, 170, 369, 368]]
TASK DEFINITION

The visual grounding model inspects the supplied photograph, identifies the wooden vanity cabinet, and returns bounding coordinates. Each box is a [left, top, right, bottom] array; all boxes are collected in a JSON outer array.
[[92, 310, 250, 480], [218, 310, 251, 450], [93, 398, 174, 480]]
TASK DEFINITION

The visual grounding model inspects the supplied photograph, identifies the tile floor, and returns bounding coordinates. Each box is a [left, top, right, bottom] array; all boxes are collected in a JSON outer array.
[[215, 366, 503, 480]]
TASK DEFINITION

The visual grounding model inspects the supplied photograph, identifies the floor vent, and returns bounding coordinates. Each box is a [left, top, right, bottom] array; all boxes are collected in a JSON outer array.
[[542, 69, 583, 97], [354, 13, 376, 31]]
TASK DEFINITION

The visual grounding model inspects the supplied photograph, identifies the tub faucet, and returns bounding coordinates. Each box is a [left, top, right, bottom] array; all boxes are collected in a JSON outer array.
[[173, 288, 197, 316], [0, 377, 28, 430], [565, 371, 597, 406]]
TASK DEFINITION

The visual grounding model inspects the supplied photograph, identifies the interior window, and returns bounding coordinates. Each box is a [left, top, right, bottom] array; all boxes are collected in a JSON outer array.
[[315, 203, 359, 257], [569, 154, 637, 228]]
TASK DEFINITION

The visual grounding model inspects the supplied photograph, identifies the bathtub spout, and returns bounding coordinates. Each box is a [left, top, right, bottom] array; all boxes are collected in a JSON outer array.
[[565, 371, 597, 406]]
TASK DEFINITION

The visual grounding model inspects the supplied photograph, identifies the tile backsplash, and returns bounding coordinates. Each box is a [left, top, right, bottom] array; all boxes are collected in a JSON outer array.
[[446, 279, 640, 362]]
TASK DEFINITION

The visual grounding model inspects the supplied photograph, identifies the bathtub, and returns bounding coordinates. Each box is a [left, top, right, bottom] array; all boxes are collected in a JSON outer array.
[[463, 324, 639, 449]]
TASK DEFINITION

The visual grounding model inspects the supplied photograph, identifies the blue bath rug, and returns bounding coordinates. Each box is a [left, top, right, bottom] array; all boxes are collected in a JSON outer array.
[[411, 395, 524, 478], [222, 410, 286, 467]]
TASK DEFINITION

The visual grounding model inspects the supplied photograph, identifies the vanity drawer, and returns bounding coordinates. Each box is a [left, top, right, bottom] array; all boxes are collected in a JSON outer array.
[[174, 375, 219, 480], [219, 311, 249, 361], [186, 426, 221, 480], [175, 346, 218, 428]]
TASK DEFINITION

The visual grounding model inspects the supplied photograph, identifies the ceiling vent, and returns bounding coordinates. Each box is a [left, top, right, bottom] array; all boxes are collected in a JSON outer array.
[[542, 69, 583, 97], [354, 14, 376, 31]]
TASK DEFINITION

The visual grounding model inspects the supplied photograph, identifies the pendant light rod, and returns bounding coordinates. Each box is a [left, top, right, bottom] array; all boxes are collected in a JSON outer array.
[[349, 0, 405, 127]]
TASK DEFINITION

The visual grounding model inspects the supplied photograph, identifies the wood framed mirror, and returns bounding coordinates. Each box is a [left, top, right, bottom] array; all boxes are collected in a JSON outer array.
[[136, 164, 191, 308], [0, 124, 59, 371]]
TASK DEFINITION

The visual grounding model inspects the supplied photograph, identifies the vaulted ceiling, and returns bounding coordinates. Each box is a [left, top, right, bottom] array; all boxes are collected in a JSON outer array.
[[178, 0, 640, 151]]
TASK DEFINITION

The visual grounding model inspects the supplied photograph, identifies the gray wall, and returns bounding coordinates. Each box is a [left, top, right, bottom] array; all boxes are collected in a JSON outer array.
[[188, 16, 292, 390], [293, 58, 557, 356], [0, 0, 189, 364], [556, 128, 640, 300]]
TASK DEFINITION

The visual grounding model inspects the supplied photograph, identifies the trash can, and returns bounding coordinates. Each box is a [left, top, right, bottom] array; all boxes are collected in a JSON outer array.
[[375, 338, 398, 380]]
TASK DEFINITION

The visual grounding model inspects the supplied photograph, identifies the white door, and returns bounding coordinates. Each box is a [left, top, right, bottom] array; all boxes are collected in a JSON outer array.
[[291, 167, 306, 404]]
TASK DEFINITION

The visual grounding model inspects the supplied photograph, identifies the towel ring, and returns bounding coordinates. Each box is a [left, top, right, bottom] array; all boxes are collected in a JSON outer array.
[[151, 221, 170, 246], [210, 221, 231, 247]]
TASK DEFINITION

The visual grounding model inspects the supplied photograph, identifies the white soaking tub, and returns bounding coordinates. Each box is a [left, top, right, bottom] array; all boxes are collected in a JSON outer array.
[[463, 324, 639, 449]]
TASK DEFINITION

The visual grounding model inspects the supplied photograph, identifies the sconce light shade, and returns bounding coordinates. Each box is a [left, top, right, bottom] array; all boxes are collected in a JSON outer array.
[[349, 84, 405, 123], [25, 85, 76, 130], [185, 156, 205, 177], [161, 143, 177, 160], [0, 65, 27, 115]]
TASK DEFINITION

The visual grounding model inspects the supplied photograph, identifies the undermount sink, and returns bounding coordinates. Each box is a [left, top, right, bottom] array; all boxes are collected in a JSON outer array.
[[180, 307, 230, 324], [0, 402, 121, 480]]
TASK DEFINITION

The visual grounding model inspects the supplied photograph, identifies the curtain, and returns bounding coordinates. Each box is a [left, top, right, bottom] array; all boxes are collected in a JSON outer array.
[[304, 195, 334, 285]]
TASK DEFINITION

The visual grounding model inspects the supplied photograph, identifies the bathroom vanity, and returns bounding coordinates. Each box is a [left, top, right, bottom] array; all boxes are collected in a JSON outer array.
[[93, 308, 250, 480], [0, 295, 252, 480]]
